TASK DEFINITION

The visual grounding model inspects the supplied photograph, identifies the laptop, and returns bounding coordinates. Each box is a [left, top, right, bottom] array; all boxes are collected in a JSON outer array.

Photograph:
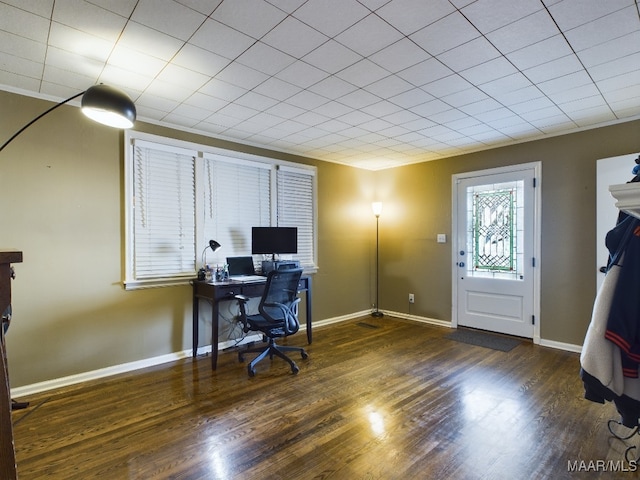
[[226, 256, 265, 282]]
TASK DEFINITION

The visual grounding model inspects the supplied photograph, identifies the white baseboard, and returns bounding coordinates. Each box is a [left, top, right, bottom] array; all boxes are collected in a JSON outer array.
[[10, 313, 367, 398], [11, 311, 581, 398]]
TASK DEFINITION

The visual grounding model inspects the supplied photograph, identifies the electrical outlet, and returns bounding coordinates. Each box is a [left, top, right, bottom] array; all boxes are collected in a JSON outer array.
[[409, 293, 415, 304]]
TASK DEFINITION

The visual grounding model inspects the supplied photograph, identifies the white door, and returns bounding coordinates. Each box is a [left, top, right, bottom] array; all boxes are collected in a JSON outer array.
[[453, 163, 540, 339], [596, 154, 638, 292]]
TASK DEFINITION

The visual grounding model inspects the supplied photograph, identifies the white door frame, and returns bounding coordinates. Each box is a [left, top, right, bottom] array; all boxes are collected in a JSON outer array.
[[451, 162, 542, 344]]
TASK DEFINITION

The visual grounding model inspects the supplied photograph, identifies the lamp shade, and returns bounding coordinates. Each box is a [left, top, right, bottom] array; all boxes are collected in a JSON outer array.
[[209, 240, 222, 252], [81, 84, 136, 128], [372, 202, 383, 217]]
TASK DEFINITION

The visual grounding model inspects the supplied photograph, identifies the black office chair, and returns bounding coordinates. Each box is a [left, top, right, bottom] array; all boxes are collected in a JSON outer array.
[[235, 268, 308, 377]]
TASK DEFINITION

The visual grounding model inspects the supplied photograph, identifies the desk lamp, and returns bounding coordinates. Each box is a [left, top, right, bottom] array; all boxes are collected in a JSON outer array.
[[199, 240, 222, 280]]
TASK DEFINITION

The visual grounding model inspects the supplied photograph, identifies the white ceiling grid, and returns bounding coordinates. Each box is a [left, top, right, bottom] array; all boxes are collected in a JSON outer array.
[[0, 0, 638, 170]]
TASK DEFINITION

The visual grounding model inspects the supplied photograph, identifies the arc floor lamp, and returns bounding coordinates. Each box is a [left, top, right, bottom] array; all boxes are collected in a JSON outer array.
[[0, 83, 136, 480], [372, 202, 384, 318]]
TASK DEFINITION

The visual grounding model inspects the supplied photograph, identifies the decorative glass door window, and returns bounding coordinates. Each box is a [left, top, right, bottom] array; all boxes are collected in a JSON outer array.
[[465, 180, 524, 280]]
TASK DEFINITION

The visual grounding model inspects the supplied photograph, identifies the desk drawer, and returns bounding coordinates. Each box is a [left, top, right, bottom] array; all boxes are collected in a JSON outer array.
[[242, 284, 265, 298]]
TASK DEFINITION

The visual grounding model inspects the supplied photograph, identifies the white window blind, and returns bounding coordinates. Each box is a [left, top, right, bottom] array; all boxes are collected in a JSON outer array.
[[131, 141, 196, 282], [124, 132, 317, 289], [202, 155, 271, 267], [276, 165, 316, 269]]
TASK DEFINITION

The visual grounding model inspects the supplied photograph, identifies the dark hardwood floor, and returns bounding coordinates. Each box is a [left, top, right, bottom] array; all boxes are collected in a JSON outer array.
[[11, 317, 638, 479]]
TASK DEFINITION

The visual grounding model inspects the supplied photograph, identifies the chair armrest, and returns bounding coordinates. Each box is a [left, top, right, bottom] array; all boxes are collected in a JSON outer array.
[[234, 294, 251, 303]]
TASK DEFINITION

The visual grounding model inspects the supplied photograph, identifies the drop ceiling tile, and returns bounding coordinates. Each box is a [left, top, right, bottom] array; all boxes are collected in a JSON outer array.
[[493, 85, 544, 107], [107, 45, 167, 79], [247, 111, 285, 129], [216, 102, 259, 121], [578, 31, 640, 68], [587, 51, 640, 82], [118, 22, 185, 62], [129, 0, 204, 42], [44, 46, 104, 78], [264, 101, 306, 119], [1, 53, 43, 79], [175, 0, 222, 15], [396, 58, 453, 87], [461, 0, 544, 34], [199, 78, 247, 102], [48, 23, 114, 62], [537, 70, 593, 96], [335, 13, 404, 57], [216, 62, 269, 90], [335, 59, 389, 88], [171, 44, 230, 78], [167, 103, 212, 123], [338, 109, 377, 126], [276, 60, 329, 89], [460, 57, 517, 85], [234, 91, 281, 111], [558, 94, 609, 114], [309, 76, 359, 99], [563, 6, 639, 52], [363, 75, 414, 99], [376, 0, 455, 35], [437, 37, 501, 72], [211, 0, 287, 39], [294, 110, 331, 127], [0, 4, 50, 43], [479, 72, 533, 96], [388, 87, 434, 109], [487, 9, 559, 54], [409, 98, 452, 117], [598, 70, 640, 93], [508, 97, 555, 115], [253, 77, 303, 101], [409, 11, 479, 56], [183, 92, 227, 112], [264, 0, 308, 13], [459, 98, 507, 116], [440, 87, 489, 108], [1, 0, 54, 17], [518, 105, 566, 122], [285, 89, 331, 110], [423, 74, 473, 98], [100, 64, 154, 92], [261, 17, 329, 59], [302, 40, 362, 74], [523, 55, 583, 84], [53, 0, 128, 42], [506, 34, 573, 70], [314, 100, 353, 118], [143, 78, 194, 103], [361, 100, 404, 118], [236, 42, 296, 76], [190, 19, 255, 60], [547, 0, 631, 31], [0, 31, 46, 63], [293, 0, 370, 37], [369, 38, 430, 73]]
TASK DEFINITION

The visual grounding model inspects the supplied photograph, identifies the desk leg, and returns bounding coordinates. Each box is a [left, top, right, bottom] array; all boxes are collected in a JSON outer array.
[[306, 276, 312, 344], [211, 301, 219, 370], [192, 296, 199, 358]]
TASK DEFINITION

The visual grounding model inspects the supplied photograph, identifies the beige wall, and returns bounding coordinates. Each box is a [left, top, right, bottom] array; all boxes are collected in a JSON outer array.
[[378, 120, 640, 345], [0, 91, 374, 387], [1, 89, 639, 388]]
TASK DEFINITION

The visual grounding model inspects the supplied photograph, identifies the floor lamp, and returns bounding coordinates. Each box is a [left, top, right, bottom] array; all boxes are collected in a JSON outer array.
[[372, 202, 384, 318], [0, 83, 136, 480]]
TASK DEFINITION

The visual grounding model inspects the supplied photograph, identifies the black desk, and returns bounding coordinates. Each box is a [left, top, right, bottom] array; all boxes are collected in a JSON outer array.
[[192, 276, 312, 370]]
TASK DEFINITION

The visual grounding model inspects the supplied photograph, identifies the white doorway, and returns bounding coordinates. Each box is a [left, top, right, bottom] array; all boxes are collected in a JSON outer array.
[[596, 153, 639, 291], [452, 163, 541, 341]]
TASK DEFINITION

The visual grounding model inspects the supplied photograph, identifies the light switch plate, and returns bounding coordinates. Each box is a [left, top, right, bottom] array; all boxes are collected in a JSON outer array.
[[437, 233, 447, 243]]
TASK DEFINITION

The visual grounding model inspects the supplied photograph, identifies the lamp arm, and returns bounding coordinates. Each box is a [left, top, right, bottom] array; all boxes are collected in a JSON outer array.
[[0, 90, 85, 153]]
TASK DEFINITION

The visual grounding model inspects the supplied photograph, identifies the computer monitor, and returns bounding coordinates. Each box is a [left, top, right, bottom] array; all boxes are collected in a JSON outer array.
[[251, 227, 297, 258]]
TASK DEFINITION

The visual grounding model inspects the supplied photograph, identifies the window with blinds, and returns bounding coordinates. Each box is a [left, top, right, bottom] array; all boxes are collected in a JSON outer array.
[[124, 132, 317, 289], [276, 165, 316, 270]]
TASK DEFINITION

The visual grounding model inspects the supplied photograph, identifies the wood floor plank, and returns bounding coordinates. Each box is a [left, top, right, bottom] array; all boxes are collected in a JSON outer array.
[[12, 317, 636, 479]]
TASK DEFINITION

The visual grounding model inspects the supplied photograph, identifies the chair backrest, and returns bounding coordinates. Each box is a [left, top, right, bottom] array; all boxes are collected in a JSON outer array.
[[259, 268, 303, 334]]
